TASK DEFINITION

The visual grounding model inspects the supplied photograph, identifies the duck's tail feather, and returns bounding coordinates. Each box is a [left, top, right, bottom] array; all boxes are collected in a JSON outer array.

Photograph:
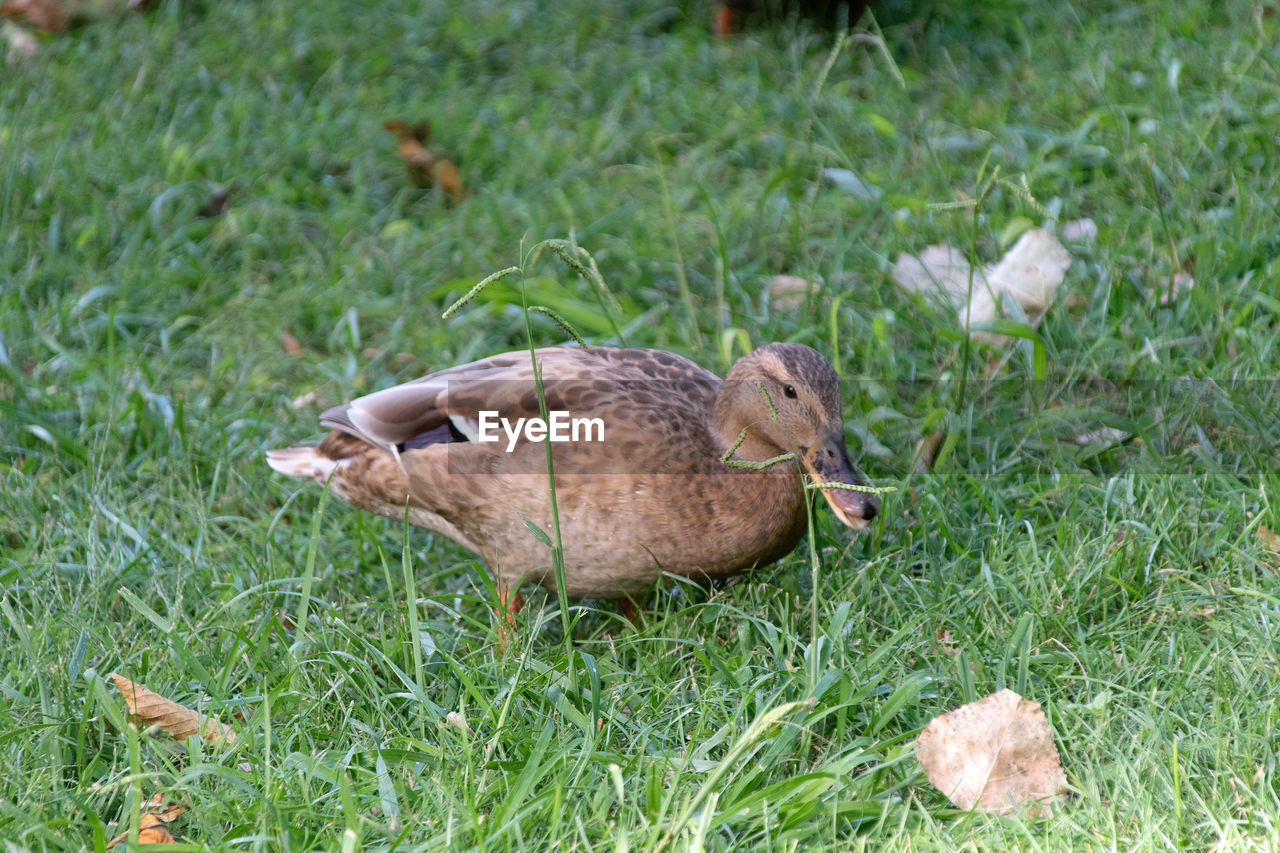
[[265, 445, 340, 481]]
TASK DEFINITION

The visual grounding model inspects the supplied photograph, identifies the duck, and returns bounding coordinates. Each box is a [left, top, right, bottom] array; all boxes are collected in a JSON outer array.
[[267, 342, 880, 632]]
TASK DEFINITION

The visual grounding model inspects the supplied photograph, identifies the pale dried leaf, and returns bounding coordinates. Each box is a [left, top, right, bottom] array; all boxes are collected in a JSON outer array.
[[822, 167, 881, 201], [2, 19, 37, 61], [280, 330, 301, 356], [986, 228, 1069, 310], [444, 710, 472, 733], [110, 672, 236, 743], [1070, 426, 1128, 446], [767, 275, 817, 311], [892, 229, 1070, 346], [1259, 526, 1280, 553], [1060, 218, 1098, 244], [979, 227, 1070, 318], [289, 390, 317, 410], [1155, 271, 1193, 306], [890, 244, 977, 304], [912, 432, 943, 474], [916, 688, 1067, 817]]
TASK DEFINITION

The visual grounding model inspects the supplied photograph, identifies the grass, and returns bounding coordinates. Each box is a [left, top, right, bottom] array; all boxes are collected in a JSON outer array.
[[1, 0, 1279, 848]]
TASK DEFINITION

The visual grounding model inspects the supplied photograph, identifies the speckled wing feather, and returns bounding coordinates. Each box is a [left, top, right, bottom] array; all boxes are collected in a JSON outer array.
[[322, 346, 721, 458]]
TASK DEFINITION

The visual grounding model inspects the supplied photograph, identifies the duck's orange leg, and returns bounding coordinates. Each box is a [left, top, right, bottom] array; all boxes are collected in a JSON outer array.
[[713, 4, 734, 38], [495, 584, 523, 654], [622, 598, 642, 626]]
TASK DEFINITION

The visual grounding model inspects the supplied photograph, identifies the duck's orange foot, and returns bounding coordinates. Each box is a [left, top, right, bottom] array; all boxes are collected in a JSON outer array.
[[495, 586, 523, 655], [622, 598, 643, 626], [712, 4, 734, 38]]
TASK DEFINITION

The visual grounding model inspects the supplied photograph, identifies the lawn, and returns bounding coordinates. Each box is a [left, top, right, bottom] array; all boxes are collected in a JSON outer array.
[[2, 0, 1279, 848]]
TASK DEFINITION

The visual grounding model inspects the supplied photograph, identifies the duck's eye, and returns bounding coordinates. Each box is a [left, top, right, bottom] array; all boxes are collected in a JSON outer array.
[[783, 384, 797, 399]]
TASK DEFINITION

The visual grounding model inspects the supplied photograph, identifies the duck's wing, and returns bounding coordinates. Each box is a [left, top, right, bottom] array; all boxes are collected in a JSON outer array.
[[321, 346, 720, 456]]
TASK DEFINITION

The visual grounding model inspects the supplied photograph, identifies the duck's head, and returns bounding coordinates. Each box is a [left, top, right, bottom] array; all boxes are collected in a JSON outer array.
[[714, 343, 880, 530]]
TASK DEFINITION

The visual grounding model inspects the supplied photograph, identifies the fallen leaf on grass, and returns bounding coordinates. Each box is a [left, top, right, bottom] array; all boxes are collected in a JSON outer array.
[[934, 627, 960, 655], [430, 158, 464, 203], [1155, 271, 1193, 306], [892, 228, 1071, 345], [105, 791, 186, 847], [2, 17, 36, 60], [964, 229, 1069, 344], [1259, 526, 1280, 553], [106, 814, 175, 848], [444, 710, 473, 733], [1068, 426, 1129, 446], [2, 0, 142, 31], [891, 244, 972, 303], [822, 167, 881, 201], [916, 688, 1067, 816], [767, 275, 817, 311], [142, 790, 187, 824], [0, 0, 65, 31], [110, 672, 236, 743], [912, 432, 943, 473], [383, 118, 465, 201], [289, 390, 317, 410], [1060, 218, 1097, 244]]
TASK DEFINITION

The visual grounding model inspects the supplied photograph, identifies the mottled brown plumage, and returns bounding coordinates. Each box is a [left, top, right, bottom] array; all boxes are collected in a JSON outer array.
[[267, 343, 878, 616]]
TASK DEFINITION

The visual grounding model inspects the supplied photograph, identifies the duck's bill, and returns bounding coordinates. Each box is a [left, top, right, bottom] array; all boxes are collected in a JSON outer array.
[[801, 433, 880, 530], [815, 482, 878, 530]]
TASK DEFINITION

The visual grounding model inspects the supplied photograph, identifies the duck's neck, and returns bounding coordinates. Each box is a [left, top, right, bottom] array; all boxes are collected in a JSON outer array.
[[710, 377, 787, 463]]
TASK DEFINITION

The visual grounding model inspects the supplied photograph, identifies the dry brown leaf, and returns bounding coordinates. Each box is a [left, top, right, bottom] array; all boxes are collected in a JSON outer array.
[[934, 628, 961, 655], [0, 0, 65, 31], [912, 432, 943, 473], [891, 228, 1070, 346], [1259, 526, 1280, 553], [430, 157, 465, 202], [137, 815, 175, 844], [110, 672, 236, 743], [2, 0, 138, 30], [106, 813, 175, 848], [916, 688, 1067, 817], [142, 790, 187, 824], [383, 118, 465, 201]]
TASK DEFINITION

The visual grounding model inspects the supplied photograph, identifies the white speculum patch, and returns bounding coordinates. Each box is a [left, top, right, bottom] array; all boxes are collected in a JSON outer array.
[[476, 411, 605, 452]]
